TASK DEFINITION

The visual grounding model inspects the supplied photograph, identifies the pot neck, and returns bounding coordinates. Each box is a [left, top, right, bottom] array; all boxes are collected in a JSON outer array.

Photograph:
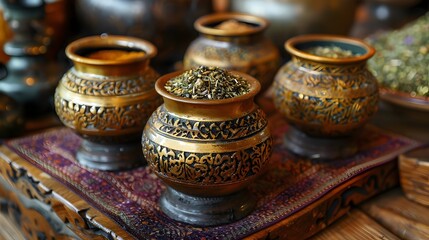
[[291, 55, 368, 70], [162, 97, 257, 121], [201, 32, 264, 44], [73, 59, 150, 76]]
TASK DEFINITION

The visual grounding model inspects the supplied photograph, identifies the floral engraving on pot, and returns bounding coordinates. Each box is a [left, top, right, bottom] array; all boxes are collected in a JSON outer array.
[[274, 85, 379, 136], [55, 96, 162, 132], [151, 106, 268, 140], [142, 133, 272, 184], [273, 35, 380, 137], [63, 68, 158, 96], [273, 60, 379, 136]]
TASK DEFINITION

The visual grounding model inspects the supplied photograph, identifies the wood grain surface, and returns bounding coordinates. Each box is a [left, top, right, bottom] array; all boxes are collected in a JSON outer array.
[[360, 188, 429, 240], [311, 209, 399, 240], [399, 146, 429, 207]]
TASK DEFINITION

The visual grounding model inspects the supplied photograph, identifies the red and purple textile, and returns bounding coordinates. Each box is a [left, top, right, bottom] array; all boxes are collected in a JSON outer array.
[[5, 113, 419, 239]]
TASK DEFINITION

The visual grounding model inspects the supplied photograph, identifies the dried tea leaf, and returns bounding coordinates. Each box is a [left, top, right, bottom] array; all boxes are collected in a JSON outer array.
[[165, 66, 250, 100]]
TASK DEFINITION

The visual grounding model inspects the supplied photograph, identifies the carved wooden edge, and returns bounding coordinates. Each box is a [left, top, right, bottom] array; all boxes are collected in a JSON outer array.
[[244, 160, 399, 240], [0, 179, 78, 239], [0, 145, 134, 240], [0, 201, 26, 240]]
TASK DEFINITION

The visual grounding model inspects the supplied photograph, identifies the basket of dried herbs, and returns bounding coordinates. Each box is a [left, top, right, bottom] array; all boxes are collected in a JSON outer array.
[[367, 12, 429, 109]]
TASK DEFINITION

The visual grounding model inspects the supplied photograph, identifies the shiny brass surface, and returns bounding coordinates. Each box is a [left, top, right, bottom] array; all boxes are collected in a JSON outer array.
[[184, 12, 280, 94], [74, 0, 214, 66], [273, 34, 379, 137], [229, 0, 359, 52], [55, 35, 162, 170], [142, 70, 272, 197]]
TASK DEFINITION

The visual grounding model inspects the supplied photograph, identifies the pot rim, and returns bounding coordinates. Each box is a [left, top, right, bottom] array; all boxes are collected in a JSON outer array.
[[194, 12, 268, 37], [65, 35, 157, 65], [285, 34, 375, 64], [155, 69, 261, 105]]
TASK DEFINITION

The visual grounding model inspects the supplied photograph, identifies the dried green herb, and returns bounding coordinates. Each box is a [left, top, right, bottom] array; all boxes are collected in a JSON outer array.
[[367, 13, 429, 97], [305, 45, 358, 58], [165, 66, 250, 100]]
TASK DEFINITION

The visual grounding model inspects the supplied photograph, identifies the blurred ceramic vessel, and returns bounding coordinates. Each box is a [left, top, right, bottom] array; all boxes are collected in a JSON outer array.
[[0, 0, 69, 61], [184, 12, 280, 94], [273, 34, 379, 158], [0, 63, 24, 138], [0, 0, 60, 116], [55, 35, 162, 170], [142, 70, 272, 226], [74, 0, 214, 69], [229, 0, 359, 54]]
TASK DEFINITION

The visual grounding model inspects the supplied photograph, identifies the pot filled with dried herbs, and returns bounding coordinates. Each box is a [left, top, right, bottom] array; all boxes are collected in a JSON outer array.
[[273, 34, 379, 159], [141, 65, 272, 226]]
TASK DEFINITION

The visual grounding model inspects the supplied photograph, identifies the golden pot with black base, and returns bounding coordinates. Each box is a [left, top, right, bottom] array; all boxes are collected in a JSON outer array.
[[273, 34, 379, 159], [142, 70, 272, 226], [55, 35, 162, 171]]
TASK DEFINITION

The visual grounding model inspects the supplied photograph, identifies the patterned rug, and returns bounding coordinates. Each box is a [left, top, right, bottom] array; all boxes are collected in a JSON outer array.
[[5, 112, 419, 239]]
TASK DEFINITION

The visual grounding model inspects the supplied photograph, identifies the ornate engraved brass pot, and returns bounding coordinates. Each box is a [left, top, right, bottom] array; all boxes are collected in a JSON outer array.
[[273, 35, 379, 158], [142, 70, 272, 226], [54, 35, 161, 170], [183, 12, 280, 94]]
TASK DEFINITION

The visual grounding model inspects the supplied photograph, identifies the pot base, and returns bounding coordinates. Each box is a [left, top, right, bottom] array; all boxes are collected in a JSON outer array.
[[285, 127, 358, 159], [159, 187, 256, 227], [76, 139, 145, 171]]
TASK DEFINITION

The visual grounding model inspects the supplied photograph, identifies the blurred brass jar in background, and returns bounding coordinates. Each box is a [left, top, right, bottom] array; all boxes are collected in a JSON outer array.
[[273, 35, 379, 159], [142, 70, 272, 226], [55, 35, 162, 170], [183, 12, 280, 94], [229, 0, 359, 55], [74, 0, 214, 71]]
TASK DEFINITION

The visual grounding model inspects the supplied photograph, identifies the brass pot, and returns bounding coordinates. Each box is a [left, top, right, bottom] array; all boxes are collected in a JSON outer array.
[[273, 35, 379, 158], [142, 70, 272, 226], [183, 12, 280, 94], [74, 0, 214, 68], [54, 35, 162, 170], [229, 0, 359, 53]]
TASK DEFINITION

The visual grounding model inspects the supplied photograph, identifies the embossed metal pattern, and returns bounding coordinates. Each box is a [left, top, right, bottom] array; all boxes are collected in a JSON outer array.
[[273, 59, 379, 136], [276, 59, 379, 98], [55, 67, 162, 135], [54, 94, 161, 134], [142, 132, 272, 184], [150, 105, 268, 141], [63, 67, 158, 96], [273, 35, 379, 137]]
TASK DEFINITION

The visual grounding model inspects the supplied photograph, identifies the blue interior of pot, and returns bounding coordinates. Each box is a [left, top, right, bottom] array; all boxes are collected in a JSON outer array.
[[76, 47, 145, 58], [295, 40, 367, 55]]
